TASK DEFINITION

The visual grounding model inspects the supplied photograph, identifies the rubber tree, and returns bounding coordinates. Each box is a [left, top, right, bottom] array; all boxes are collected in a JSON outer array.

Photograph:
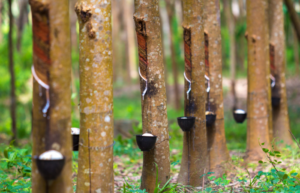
[[269, 0, 293, 147], [203, 0, 231, 177], [224, 0, 237, 110], [284, 0, 300, 42], [8, 0, 16, 143], [165, 0, 180, 111], [133, 0, 170, 192], [30, 0, 72, 192], [177, 0, 208, 186], [245, 0, 272, 162], [75, 1, 114, 192]]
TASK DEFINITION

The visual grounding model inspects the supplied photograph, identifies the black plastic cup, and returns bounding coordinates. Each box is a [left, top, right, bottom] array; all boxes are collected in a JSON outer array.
[[272, 97, 281, 107], [177, 117, 195, 132], [34, 156, 65, 180], [72, 134, 80, 151], [233, 109, 247, 123], [206, 112, 216, 127], [136, 135, 157, 151]]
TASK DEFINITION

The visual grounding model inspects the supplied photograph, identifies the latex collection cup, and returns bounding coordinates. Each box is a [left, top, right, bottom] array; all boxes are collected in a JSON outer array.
[[34, 150, 65, 180], [136, 133, 157, 151], [177, 116, 195, 132], [233, 109, 247, 123], [71, 127, 80, 151]]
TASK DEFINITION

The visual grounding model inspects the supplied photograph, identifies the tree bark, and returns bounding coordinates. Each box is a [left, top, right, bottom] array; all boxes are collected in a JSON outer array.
[[17, 0, 29, 52], [224, 0, 237, 110], [293, 28, 299, 75], [284, 0, 300, 42], [165, 0, 180, 111], [204, 0, 231, 177], [177, 0, 208, 186], [269, 0, 293, 147], [70, 0, 78, 50], [30, 0, 72, 192], [0, 0, 3, 43], [134, 0, 170, 192], [8, 0, 17, 143], [112, 0, 121, 82], [245, 0, 271, 162], [123, 0, 138, 82], [75, 1, 114, 192]]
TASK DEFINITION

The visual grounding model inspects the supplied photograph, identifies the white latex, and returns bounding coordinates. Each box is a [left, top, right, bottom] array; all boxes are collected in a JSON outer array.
[[71, 127, 80, 135], [142, 133, 154, 137], [234, 109, 246, 114], [39, 150, 63, 160]]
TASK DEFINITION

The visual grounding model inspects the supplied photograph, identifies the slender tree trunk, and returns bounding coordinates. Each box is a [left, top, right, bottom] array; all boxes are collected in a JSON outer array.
[[204, 0, 231, 177], [159, 1, 171, 105], [224, 0, 237, 110], [30, 0, 72, 192], [134, 0, 170, 192], [177, 0, 208, 186], [8, 0, 17, 143], [0, 0, 2, 43], [112, 0, 121, 82], [123, 0, 137, 82], [165, 0, 180, 111], [75, 1, 114, 192], [17, 0, 28, 52], [245, 0, 271, 162], [293, 29, 299, 75], [269, 0, 293, 147], [284, 0, 300, 42], [70, 0, 78, 51]]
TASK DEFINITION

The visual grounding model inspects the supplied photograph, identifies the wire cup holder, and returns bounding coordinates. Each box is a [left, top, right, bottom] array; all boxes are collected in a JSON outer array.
[[32, 65, 50, 116], [139, 67, 148, 100]]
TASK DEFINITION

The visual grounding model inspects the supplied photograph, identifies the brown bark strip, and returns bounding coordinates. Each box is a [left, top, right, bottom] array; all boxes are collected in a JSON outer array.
[[134, 1, 170, 192], [75, 1, 114, 192], [204, 32, 209, 76], [134, 16, 148, 78], [204, 0, 231, 177], [178, 0, 208, 187], [30, 0, 50, 84], [269, 0, 293, 147], [245, 0, 271, 162], [30, 0, 72, 192]]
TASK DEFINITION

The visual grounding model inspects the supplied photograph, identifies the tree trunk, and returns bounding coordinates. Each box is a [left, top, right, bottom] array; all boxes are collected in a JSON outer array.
[[112, 0, 121, 82], [293, 29, 299, 75], [75, 1, 114, 192], [269, 0, 293, 147], [8, 0, 17, 143], [17, 0, 29, 52], [0, 0, 2, 43], [177, 0, 208, 186], [70, 0, 78, 51], [165, 0, 180, 111], [224, 0, 237, 110], [204, 0, 231, 177], [284, 0, 300, 42], [123, 0, 137, 82], [134, 0, 170, 192], [245, 0, 271, 162], [30, 0, 72, 192]]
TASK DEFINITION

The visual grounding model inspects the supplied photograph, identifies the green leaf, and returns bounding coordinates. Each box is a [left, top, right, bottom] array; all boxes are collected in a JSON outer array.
[[262, 148, 269, 153], [258, 160, 263, 164]]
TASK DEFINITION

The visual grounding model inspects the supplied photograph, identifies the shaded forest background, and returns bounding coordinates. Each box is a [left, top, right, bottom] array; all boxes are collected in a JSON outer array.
[[0, 0, 300, 151]]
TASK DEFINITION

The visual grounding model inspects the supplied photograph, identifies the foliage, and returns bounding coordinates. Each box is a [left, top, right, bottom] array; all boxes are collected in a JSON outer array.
[[0, 143, 32, 192]]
